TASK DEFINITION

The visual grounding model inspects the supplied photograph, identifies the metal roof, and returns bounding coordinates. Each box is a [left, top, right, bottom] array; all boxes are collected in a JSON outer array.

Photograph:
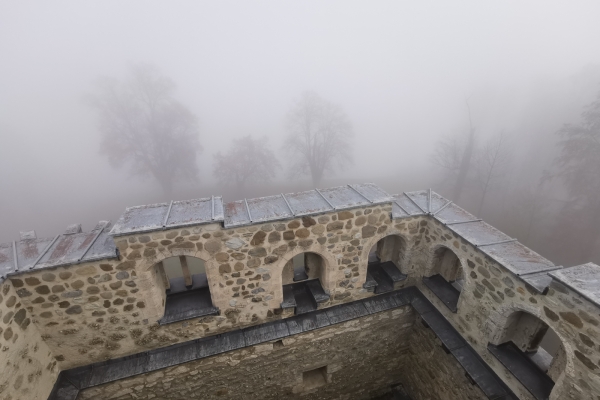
[[0, 221, 116, 281], [110, 196, 224, 236], [223, 183, 393, 228], [550, 263, 600, 306], [390, 189, 559, 292]]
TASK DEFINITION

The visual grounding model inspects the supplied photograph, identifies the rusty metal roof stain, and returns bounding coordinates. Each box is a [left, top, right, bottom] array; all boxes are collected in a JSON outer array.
[[0, 222, 116, 283]]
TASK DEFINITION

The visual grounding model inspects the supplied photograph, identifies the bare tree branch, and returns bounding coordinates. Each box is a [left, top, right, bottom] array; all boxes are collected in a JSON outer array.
[[283, 91, 353, 187], [213, 135, 280, 189], [85, 65, 201, 195]]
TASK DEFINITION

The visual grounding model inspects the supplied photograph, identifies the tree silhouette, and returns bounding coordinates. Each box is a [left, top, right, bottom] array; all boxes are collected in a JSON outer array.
[[86, 64, 201, 196], [474, 132, 512, 217], [283, 91, 353, 187], [213, 135, 280, 189], [553, 89, 600, 261]]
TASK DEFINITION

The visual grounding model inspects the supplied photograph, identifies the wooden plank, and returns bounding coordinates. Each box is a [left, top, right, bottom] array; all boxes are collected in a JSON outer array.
[[156, 261, 170, 290], [179, 256, 193, 287]]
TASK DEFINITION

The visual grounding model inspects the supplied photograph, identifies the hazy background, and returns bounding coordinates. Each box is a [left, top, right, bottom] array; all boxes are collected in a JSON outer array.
[[1, 1, 600, 266]]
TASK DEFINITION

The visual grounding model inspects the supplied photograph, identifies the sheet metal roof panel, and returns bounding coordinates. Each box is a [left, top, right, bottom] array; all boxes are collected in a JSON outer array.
[[0, 242, 15, 277], [447, 220, 512, 246], [479, 241, 556, 276], [247, 195, 293, 223], [521, 271, 556, 294], [434, 203, 477, 224], [319, 185, 370, 210], [284, 190, 332, 216], [405, 190, 429, 213], [349, 183, 394, 203], [36, 232, 98, 268], [550, 263, 600, 306], [213, 196, 224, 221], [15, 238, 56, 270], [430, 191, 449, 213], [166, 198, 212, 228], [392, 193, 423, 216], [110, 203, 169, 236], [224, 200, 251, 227], [80, 232, 118, 264], [391, 201, 410, 219]]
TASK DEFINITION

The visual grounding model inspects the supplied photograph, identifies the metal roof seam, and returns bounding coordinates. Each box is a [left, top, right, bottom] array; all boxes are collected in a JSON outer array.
[[428, 189, 432, 213], [444, 219, 483, 226], [433, 200, 453, 215], [162, 200, 174, 227], [30, 235, 60, 270], [12, 241, 18, 272], [403, 192, 427, 213], [315, 188, 336, 210], [211, 196, 215, 220], [78, 228, 106, 262], [476, 238, 518, 247], [393, 200, 411, 215], [281, 193, 295, 216], [244, 198, 253, 222], [517, 266, 563, 277], [348, 184, 372, 203]]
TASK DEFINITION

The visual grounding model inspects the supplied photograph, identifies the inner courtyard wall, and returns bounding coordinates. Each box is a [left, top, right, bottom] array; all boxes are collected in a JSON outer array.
[[76, 306, 418, 400]]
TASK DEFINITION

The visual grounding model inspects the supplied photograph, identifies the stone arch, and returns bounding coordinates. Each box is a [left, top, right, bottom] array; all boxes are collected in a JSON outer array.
[[135, 247, 222, 320], [489, 304, 574, 400], [359, 230, 411, 275], [427, 244, 464, 283], [270, 246, 336, 306]]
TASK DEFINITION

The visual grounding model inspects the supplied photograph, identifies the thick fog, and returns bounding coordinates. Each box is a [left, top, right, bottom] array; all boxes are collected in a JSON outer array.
[[2, 1, 600, 266]]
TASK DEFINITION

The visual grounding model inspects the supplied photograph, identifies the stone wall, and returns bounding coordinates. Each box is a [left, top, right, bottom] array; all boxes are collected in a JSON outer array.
[[401, 316, 487, 400], [9, 204, 416, 370], [408, 218, 600, 400], [0, 280, 57, 400], [3, 198, 600, 400], [77, 306, 415, 400]]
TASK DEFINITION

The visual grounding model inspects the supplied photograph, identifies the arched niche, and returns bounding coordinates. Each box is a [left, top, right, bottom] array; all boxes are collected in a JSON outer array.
[[367, 234, 407, 266], [363, 234, 407, 294], [430, 246, 465, 291], [280, 251, 329, 314], [282, 252, 326, 285], [489, 309, 568, 400], [422, 246, 464, 312], [154, 255, 218, 324]]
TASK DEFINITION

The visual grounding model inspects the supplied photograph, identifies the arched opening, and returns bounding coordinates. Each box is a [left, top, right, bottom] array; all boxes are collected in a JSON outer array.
[[364, 235, 407, 294], [422, 246, 464, 312], [489, 310, 565, 400], [156, 255, 218, 324], [281, 252, 329, 314]]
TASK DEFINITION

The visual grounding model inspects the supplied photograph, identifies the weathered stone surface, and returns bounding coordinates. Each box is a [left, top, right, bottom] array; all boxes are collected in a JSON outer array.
[[338, 211, 354, 220], [327, 221, 344, 231], [361, 225, 377, 238], [250, 231, 267, 246], [248, 247, 267, 257]]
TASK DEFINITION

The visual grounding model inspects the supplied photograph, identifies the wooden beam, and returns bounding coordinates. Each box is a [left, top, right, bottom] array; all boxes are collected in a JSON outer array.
[[157, 261, 170, 290], [180, 255, 193, 288]]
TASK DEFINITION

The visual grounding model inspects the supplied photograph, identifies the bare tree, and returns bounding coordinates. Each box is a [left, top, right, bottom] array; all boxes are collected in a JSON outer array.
[[431, 101, 476, 203], [552, 89, 600, 261], [283, 91, 353, 187], [213, 135, 280, 189], [86, 64, 201, 196], [474, 132, 512, 217]]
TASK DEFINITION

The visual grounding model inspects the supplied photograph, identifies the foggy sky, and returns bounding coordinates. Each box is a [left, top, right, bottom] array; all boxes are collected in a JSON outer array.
[[2, 1, 600, 244]]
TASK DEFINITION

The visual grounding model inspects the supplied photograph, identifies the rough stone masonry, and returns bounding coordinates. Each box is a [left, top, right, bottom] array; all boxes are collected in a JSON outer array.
[[0, 184, 598, 400]]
